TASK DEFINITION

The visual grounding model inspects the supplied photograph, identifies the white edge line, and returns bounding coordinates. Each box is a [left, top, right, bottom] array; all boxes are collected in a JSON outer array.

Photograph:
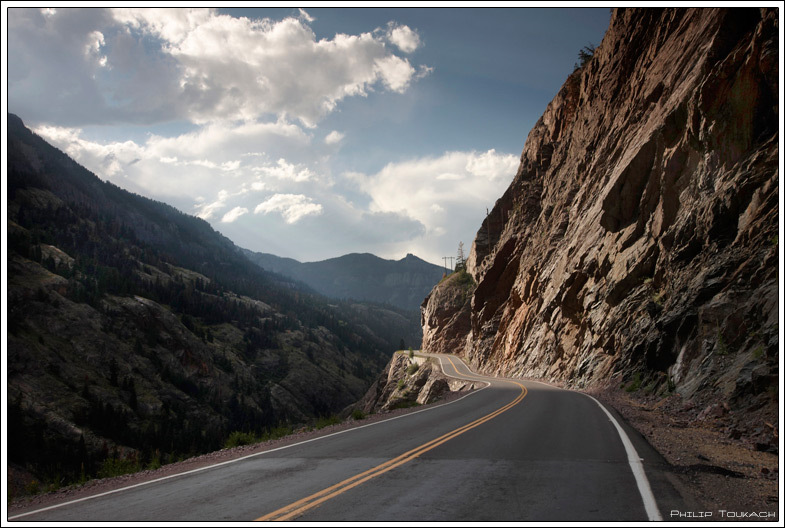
[[8, 354, 489, 521], [438, 354, 662, 522], [433, 353, 492, 387], [583, 393, 663, 522]]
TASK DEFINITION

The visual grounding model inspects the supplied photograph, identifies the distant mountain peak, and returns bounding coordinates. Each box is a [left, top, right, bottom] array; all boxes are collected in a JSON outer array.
[[244, 249, 444, 311]]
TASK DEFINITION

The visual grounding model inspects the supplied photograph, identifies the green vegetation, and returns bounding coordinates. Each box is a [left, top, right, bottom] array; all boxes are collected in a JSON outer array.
[[574, 43, 596, 71], [390, 400, 420, 410], [406, 362, 420, 375], [224, 431, 258, 449], [223, 424, 295, 449], [263, 425, 294, 441], [716, 332, 728, 355], [666, 374, 676, 394], [25, 480, 40, 496], [7, 114, 407, 496], [397, 379, 406, 391], [624, 372, 643, 393], [98, 454, 143, 479], [315, 415, 341, 429], [351, 409, 366, 420], [438, 266, 476, 306]]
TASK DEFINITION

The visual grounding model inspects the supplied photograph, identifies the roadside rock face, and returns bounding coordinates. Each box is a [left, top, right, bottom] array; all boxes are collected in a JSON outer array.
[[421, 271, 475, 356], [354, 353, 480, 414], [423, 8, 778, 428]]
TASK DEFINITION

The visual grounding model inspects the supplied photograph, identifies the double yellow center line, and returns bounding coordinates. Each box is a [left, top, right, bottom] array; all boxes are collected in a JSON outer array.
[[257, 375, 527, 521]]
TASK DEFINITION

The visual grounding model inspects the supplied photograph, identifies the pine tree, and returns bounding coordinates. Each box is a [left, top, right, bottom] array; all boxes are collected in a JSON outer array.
[[456, 242, 466, 272]]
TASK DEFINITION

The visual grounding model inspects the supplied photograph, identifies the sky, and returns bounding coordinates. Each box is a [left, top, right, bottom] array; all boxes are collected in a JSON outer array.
[[4, 5, 611, 266]]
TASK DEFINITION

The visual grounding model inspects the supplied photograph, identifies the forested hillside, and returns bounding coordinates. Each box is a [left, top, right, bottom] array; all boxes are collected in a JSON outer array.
[[6, 113, 401, 493]]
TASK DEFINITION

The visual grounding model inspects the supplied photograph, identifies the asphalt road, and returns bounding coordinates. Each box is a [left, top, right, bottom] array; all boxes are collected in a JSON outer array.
[[9, 354, 693, 522]]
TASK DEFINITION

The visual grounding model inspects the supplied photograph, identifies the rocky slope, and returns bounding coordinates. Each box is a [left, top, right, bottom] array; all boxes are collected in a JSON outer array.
[[352, 352, 481, 415], [422, 8, 778, 443]]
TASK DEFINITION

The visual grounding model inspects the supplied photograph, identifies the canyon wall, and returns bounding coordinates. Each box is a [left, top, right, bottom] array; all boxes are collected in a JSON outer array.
[[422, 8, 778, 420]]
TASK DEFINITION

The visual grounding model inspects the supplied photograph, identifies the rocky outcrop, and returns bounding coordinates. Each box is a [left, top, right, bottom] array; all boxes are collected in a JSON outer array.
[[423, 8, 778, 431], [421, 270, 475, 356], [353, 353, 480, 414]]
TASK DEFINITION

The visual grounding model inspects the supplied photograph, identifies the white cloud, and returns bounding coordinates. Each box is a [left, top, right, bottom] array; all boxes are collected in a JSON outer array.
[[84, 30, 106, 67], [298, 8, 315, 23], [254, 158, 315, 182], [51, 8, 425, 127], [254, 194, 323, 224], [466, 148, 517, 179], [195, 189, 230, 220], [9, 8, 428, 127], [33, 124, 144, 178], [32, 119, 319, 222], [355, 149, 518, 258], [374, 55, 417, 93], [30, 120, 517, 265], [145, 119, 309, 160], [387, 24, 421, 53], [221, 206, 248, 223], [324, 130, 345, 145]]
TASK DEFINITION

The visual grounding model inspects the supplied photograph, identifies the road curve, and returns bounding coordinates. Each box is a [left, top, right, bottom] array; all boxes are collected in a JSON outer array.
[[9, 353, 692, 522]]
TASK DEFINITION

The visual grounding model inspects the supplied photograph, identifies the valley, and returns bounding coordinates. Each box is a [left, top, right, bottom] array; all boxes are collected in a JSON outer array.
[[4, 6, 780, 522], [6, 113, 440, 496]]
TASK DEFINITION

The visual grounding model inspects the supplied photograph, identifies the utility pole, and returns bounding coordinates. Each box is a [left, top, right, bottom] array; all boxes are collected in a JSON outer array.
[[442, 256, 455, 273]]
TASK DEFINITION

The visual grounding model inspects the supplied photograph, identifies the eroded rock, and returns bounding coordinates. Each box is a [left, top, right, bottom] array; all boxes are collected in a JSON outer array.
[[422, 8, 778, 431]]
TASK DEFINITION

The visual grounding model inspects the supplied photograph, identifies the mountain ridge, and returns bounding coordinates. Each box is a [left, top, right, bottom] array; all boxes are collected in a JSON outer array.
[[6, 112, 416, 494], [243, 249, 445, 313]]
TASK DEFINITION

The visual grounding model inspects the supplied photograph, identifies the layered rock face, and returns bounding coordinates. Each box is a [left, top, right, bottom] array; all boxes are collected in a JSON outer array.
[[353, 352, 481, 414], [423, 8, 778, 418]]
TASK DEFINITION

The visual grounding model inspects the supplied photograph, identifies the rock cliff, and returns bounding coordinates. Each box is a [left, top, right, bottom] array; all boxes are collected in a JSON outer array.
[[422, 8, 778, 431]]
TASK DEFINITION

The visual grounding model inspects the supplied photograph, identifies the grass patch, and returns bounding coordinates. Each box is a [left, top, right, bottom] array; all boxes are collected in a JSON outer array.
[[260, 425, 293, 441], [97, 455, 143, 479], [390, 400, 420, 410], [224, 430, 258, 449], [624, 372, 643, 393], [315, 415, 341, 429], [406, 363, 420, 375]]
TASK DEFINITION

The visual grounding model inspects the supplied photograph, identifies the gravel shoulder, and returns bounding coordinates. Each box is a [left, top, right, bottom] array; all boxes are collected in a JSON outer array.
[[588, 385, 780, 520]]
